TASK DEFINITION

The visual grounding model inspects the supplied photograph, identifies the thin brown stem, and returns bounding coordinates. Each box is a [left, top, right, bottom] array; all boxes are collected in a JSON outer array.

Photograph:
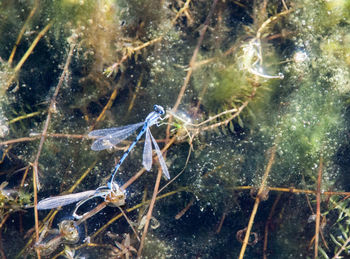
[[0, 133, 94, 146], [9, 111, 42, 124], [282, 0, 289, 11], [127, 73, 142, 115], [224, 186, 350, 198], [14, 22, 53, 74], [0, 229, 6, 259], [118, 207, 140, 242], [88, 73, 124, 131], [175, 198, 195, 220], [76, 202, 107, 226], [89, 87, 118, 131], [239, 145, 276, 259], [166, 0, 218, 141], [315, 157, 323, 259], [20, 165, 31, 187], [32, 43, 75, 189], [4, 21, 53, 94], [216, 210, 227, 234], [32, 163, 41, 259], [256, 10, 292, 40], [263, 193, 281, 259], [8, 0, 39, 65], [137, 168, 163, 257], [0, 215, 9, 231], [172, 0, 192, 25]]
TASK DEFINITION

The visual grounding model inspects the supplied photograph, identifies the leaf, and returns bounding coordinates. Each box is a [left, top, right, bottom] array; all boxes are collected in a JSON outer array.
[[330, 234, 343, 247], [318, 246, 329, 259], [237, 115, 244, 128], [339, 224, 349, 239]]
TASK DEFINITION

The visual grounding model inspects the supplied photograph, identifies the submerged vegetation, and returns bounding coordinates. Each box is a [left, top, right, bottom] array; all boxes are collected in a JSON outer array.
[[0, 0, 350, 258]]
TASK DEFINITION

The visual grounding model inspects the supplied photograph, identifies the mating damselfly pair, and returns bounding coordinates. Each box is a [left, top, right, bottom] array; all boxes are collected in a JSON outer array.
[[37, 105, 170, 217]]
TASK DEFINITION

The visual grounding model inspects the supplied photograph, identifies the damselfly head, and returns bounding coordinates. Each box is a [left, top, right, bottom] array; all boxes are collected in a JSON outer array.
[[106, 192, 126, 207], [154, 105, 165, 115], [106, 183, 126, 207]]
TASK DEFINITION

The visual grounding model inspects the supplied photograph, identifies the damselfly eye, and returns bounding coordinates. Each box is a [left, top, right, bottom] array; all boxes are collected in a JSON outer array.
[[154, 105, 165, 115]]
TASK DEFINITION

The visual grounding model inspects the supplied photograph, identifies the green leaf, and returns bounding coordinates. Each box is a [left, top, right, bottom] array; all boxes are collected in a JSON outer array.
[[237, 116, 244, 128], [330, 233, 343, 247], [318, 246, 329, 259]]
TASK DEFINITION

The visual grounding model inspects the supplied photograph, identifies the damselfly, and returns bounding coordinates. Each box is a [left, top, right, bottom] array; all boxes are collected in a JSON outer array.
[[37, 182, 126, 219], [88, 104, 170, 188]]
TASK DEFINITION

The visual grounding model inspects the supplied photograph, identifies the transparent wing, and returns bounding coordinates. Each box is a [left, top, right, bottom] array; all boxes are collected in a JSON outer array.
[[72, 187, 112, 219], [142, 128, 153, 171], [37, 190, 96, 210], [89, 122, 144, 151], [150, 131, 170, 180], [88, 123, 144, 137]]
